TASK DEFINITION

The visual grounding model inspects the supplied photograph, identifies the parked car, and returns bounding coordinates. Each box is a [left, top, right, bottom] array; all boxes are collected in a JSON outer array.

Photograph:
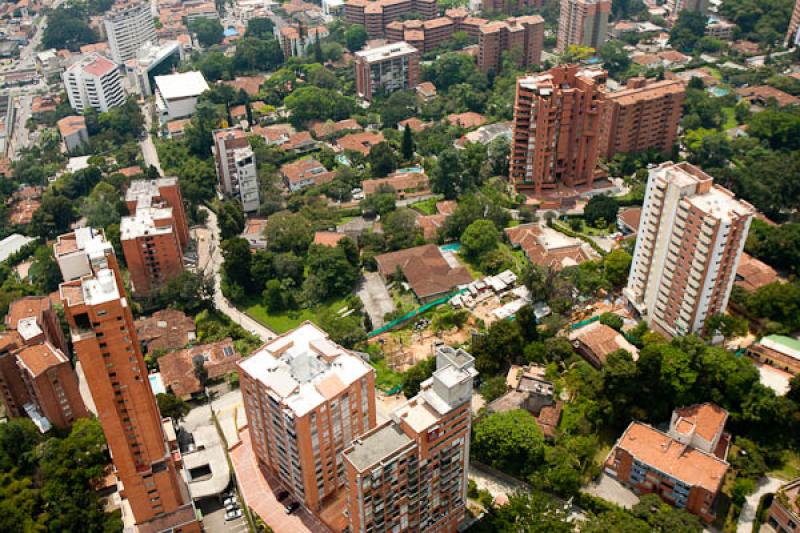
[[224, 509, 243, 521], [223, 496, 237, 506], [277, 490, 290, 502], [285, 501, 300, 514], [225, 502, 239, 512]]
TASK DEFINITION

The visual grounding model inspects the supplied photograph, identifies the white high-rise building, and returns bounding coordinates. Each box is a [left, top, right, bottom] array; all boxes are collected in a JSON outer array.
[[212, 127, 261, 213], [624, 162, 755, 339], [62, 53, 125, 113], [104, 0, 157, 64]]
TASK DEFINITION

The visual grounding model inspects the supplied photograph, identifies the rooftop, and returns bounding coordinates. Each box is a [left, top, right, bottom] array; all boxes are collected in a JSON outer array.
[[343, 422, 412, 472], [758, 335, 800, 362], [735, 253, 780, 292], [155, 71, 209, 100], [238, 322, 372, 416], [5, 296, 50, 331], [375, 244, 473, 300], [16, 343, 67, 378], [672, 403, 728, 443], [125, 177, 178, 204], [355, 41, 418, 62], [0, 234, 35, 263], [158, 338, 240, 398], [614, 421, 729, 493], [69, 53, 118, 77], [568, 321, 639, 364], [120, 206, 175, 240], [57, 115, 87, 138], [135, 308, 196, 353]]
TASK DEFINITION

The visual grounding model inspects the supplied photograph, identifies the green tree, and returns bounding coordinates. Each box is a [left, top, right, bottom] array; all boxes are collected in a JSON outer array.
[[361, 188, 397, 217], [472, 319, 525, 375], [233, 37, 284, 73], [191, 18, 224, 47], [382, 208, 420, 250], [245, 17, 275, 39], [669, 10, 707, 52], [584, 194, 619, 227], [303, 244, 360, 302], [345, 24, 368, 51], [380, 90, 417, 127], [367, 142, 398, 178], [30, 194, 77, 239], [81, 182, 122, 229], [29, 246, 62, 294], [402, 356, 436, 397], [603, 249, 632, 287], [423, 52, 487, 92], [479, 376, 508, 402], [401, 125, 415, 161], [473, 491, 574, 533], [599, 312, 624, 331], [599, 40, 632, 78], [155, 271, 215, 314], [284, 86, 356, 127], [430, 148, 465, 200], [157, 392, 190, 420], [42, 7, 97, 50], [217, 200, 246, 240], [222, 237, 254, 297], [472, 410, 545, 476], [264, 212, 314, 255], [461, 219, 499, 259]]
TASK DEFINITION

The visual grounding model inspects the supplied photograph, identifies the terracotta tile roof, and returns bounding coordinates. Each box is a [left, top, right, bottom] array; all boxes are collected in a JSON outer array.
[[614, 422, 729, 493], [82, 54, 117, 77], [79, 42, 109, 55], [735, 252, 780, 292], [280, 158, 335, 186], [505, 223, 592, 270], [736, 85, 800, 107], [310, 119, 362, 139], [416, 81, 436, 97], [673, 403, 728, 443], [5, 296, 50, 331], [158, 338, 241, 398], [398, 117, 430, 132], [117, 165, 142, 178], [135, 309, 196, 353], [166, 118, 190, 134], [230, 104, 247, 118], [336, 131, 385, 155], [56, 115, 86, 138], [16, 343, 67, 378], [447, 112, 486, 129], [281, 131, 316, 151], [658, 50, 689, 63], [362, 172, 429, 195], [13, 185, 41, 201], [9, 199, 40, 225], [251, 123, 294, 143], [416, 214, 445, 240], [375, 244, 473, 300], [314, 231, 347, 247], [31, 95, 58, 114], [568, 321, 639, 364], [223, 75, 265, 96], [618, 207, 641, 232], [0, 331, 22, 353], [436, 200, 457, 216]]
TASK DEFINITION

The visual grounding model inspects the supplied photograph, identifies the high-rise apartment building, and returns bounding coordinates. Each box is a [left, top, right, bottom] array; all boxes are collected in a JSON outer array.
[[385, 12, 488, 53], [121, 178, 189, 297], [624, 162, 755, 339], [0, 296, 88, 432], [509, 65, 607, 196], [354, 41, 420, 101], [55, 227, 199, 532], [343, 345, 477, 533], [665, 0, 708, 20], [212, 127, 261, 212], [104, 0, 158, 63], [786, 0, 800, 47], [62, 53, 126, 113], [478, 15, 545, 74], [238, 322, 377, 512], [481, 0, 543, 14], [556, 0, 611, 52], [344, 0, 437, 38], [599, 78, 685, 159]]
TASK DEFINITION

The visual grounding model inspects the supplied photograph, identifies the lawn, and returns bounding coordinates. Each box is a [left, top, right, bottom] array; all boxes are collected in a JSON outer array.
[[721, 107, 738, 130], [245, 296, 349, 334], [409, 196, 442, 215], [769, 450, 800, 481], [370, 357, 405, 391]]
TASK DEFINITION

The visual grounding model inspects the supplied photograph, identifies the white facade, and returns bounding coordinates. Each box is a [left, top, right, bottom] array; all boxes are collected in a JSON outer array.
[[212, 127, 261, 213], [154, 71, 209, 122], [126, 40, 183, 95], [624, 162, 754, 338], [104, 1, 158, 64], [233, 147, 260, 212], [62, 53, 126, 113]]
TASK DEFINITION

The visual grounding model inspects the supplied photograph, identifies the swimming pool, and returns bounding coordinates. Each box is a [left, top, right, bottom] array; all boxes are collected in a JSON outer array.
[[396, 166, 423, 174], [224, 27, 238, 37], [440, 243, 461, 252], [149, 373, 166, 395], [709, 87, 729, 97]]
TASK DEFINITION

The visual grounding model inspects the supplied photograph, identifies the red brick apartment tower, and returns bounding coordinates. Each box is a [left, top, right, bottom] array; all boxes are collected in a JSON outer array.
[[6, 296, 69, 354], [787, 0, 800, 47], [121, 177, 189, 297], [481, 0, 544, 14], [556, 0, 611, 52], [765, 478, 800, 532], [599, 78, 685, 159], [344, 345, 477, 533], [509, 65, 607, 196], [55, 227, 199, 532], [624, 162, 754, 339], [238, 322, 377, 513], [478, 16, 544, 74], [355, 41, 420, 101]]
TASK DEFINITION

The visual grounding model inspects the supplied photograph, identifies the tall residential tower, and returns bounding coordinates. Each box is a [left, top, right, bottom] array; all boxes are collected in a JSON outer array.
[[556, 0, 611, 52], [624, 162, 754, 339], [104, 0, 158, 63]]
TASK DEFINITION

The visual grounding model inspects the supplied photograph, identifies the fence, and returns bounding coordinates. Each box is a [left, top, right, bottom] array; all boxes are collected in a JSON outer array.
[[367, 288, 467, 338]]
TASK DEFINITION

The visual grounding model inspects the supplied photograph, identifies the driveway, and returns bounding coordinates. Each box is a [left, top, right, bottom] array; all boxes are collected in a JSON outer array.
[[737, 476, 783, 533], [582, 473, 640, 509], [180, 403, 231, 499], [197, 496, 247, 533], [357, 272, 394, 328]]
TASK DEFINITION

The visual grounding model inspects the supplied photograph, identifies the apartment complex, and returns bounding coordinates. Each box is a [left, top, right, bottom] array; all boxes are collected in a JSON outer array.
[[509, 65, 607, 196], [103, 0, 158, 63], [55, 227, 199, 532], [154, 71, 209, 123], [125, 40, 183, 96], [599, 77, 685, 159], [787, 0, 800, 47], [355, 42, 420, 101], [766, 478, 800, 533], [385, 13, 487, 54], [344, 0, 437, 38], [57, 115, 89, 152], [278, 25, 329, 58], [62, 53, 126, 113], [556, 0, 611, 52], [605, 403, 730, 522], [0, 296, 86, 432], [212, 127, 261, 212], [665, 0, 708, 20], [481, 0, 544, 14], [238, 322, 377, 512], [120, 177, 189, 297], [478, 15, 544, 74], [343, 345, 477, 533], [624, 162, 754, 339]]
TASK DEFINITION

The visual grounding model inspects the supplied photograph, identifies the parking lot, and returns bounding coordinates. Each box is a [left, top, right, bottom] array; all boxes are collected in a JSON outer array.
[[197, 495, 248, 533]]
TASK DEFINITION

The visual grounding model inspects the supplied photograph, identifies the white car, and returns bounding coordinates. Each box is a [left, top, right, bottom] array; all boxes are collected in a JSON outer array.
[[223, 496, 237, 506], [224, 509, 243, 521]]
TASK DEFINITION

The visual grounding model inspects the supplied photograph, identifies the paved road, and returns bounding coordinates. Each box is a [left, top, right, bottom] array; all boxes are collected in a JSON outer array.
[[140, 101, 164, 174], [200, 206, 277, 342], [737, 476, 783, 533]]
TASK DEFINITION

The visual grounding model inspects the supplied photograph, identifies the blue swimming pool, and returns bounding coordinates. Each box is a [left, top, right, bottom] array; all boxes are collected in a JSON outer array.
[[396, 166, 423, 174], [440, 243, 461, 252], [149, 373, 166, 395], [224, 27, 238, 37], [709, 87, 729, 97]]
